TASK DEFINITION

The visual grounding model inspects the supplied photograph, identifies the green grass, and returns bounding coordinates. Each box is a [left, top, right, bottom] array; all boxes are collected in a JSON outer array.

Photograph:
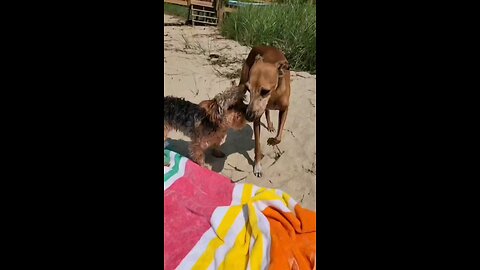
[[228, 0, 261, 3], [164, 3, 189, 20], [220, 0, 316, 73]]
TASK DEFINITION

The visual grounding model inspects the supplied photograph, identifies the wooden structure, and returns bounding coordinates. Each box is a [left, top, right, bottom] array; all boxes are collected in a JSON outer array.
[[216, 0, 237, 26], [164, 0, 236, 26], [164, 0, 271, 26], [164, 0, 219, 26]]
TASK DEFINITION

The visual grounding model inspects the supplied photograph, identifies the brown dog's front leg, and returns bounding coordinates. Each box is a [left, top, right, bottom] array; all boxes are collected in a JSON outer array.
[[253, 119, 263, 177], [265, 110, 275, 132], [267, 108, 288, 146]]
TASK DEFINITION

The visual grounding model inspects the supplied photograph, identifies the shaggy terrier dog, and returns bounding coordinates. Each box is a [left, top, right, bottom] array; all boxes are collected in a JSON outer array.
[[164, 84, 247, 167]]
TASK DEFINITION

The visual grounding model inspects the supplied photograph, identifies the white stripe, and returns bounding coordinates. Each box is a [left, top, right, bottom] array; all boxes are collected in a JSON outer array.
[[170, 151, 176, 166], [251, 185, 259, 197], [163, 151, 173, 174], [206, 261, 215, 270], [165, 151, 177, 173], [231, 184, 245, 205], [252, 203, 271, 270], [175, 205, 232, 269], [275, 189, 296, 212], [280, 190, 298, 212], [288, 197, 297, 211], [164, 151, 177, 175], [274, 189, 298, 212], [164, 154, 187, 191], [175, 229, 218, 270], [252, 199, 293, 213], [209, 206, 232, 236]]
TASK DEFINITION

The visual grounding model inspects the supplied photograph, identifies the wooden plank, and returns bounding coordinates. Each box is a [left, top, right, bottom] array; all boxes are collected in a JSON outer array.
[[191, 0, 214, 8], [192, 13, 218, 20], [164, 0, 189, 6], [192, 7, 216, 13], [192, 20, 218, 26]]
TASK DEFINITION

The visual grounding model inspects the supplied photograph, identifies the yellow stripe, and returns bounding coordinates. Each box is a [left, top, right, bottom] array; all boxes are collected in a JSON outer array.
[[192, 184, 253, 270], [217, 225, 250, 270], [241, 184, 253, 204], [252, 188, 283, 203], [216, 184, 256, 270], [247, 202, 264, 270], [281, 192, 293, 208]]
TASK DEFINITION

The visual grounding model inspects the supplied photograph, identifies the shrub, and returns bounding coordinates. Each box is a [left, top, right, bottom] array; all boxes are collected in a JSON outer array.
[[220, 1, 316, 73]]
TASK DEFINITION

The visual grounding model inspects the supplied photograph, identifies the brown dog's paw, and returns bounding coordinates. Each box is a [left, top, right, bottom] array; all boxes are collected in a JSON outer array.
[[267, 137, 281, 146], [253, 163, 262, 178], [267, 123, 275, 133], [211, 149, 226, 158]]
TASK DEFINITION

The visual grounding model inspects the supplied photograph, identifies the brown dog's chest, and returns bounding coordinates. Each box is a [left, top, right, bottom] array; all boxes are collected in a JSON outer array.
[[267, 80, 290, 110], [266, 101, 284, 111]]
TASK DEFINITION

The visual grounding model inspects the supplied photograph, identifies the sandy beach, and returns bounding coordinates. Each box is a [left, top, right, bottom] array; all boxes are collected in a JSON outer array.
[[164, 14, 317, 210]]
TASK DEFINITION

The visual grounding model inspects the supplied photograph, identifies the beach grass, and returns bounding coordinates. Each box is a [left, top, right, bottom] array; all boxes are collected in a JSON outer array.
[[220, 0, 316, 73]]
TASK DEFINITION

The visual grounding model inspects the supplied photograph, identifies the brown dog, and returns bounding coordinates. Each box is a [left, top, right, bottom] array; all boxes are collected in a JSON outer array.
[[239, 46, 291, 177]]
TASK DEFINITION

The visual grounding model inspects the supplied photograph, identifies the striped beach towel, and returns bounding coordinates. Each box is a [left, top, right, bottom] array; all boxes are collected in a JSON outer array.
[[164, 149, 316, 270]]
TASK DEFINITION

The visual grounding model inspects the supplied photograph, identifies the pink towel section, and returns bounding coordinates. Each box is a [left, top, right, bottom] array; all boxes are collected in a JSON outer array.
[[164, 157, 235, 270]]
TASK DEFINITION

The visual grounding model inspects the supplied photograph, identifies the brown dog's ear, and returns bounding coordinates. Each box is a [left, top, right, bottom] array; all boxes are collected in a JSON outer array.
[[239, 84, 249, 97], [244, 82, 251, 92], [275, 60, 290, 77], [254, 54, 264, 63], [236, 83, 245, 93]]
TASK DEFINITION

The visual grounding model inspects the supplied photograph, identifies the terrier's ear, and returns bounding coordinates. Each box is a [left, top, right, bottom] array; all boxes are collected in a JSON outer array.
[[254, 54, 264, 63], [275, 60, 290, 77]]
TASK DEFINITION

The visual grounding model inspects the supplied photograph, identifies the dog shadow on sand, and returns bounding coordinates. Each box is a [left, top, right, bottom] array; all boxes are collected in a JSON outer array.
[[165, 125, 255, 173]]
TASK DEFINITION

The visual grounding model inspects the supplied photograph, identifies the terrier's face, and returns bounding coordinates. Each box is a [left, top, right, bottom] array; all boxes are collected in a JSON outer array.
[[225, 101, 247, 130]]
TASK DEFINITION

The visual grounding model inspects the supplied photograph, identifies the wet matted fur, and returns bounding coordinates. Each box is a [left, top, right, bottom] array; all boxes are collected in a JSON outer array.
[[164, 84, 247, 167]]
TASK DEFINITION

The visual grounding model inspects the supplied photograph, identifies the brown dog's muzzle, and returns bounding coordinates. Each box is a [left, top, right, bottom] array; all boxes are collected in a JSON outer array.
[[245, 107, 264, 122], [245, 110, 256, 122]]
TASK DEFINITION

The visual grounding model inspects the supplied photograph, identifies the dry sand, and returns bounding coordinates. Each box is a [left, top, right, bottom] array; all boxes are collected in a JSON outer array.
[[164, 14, 317, 210]]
